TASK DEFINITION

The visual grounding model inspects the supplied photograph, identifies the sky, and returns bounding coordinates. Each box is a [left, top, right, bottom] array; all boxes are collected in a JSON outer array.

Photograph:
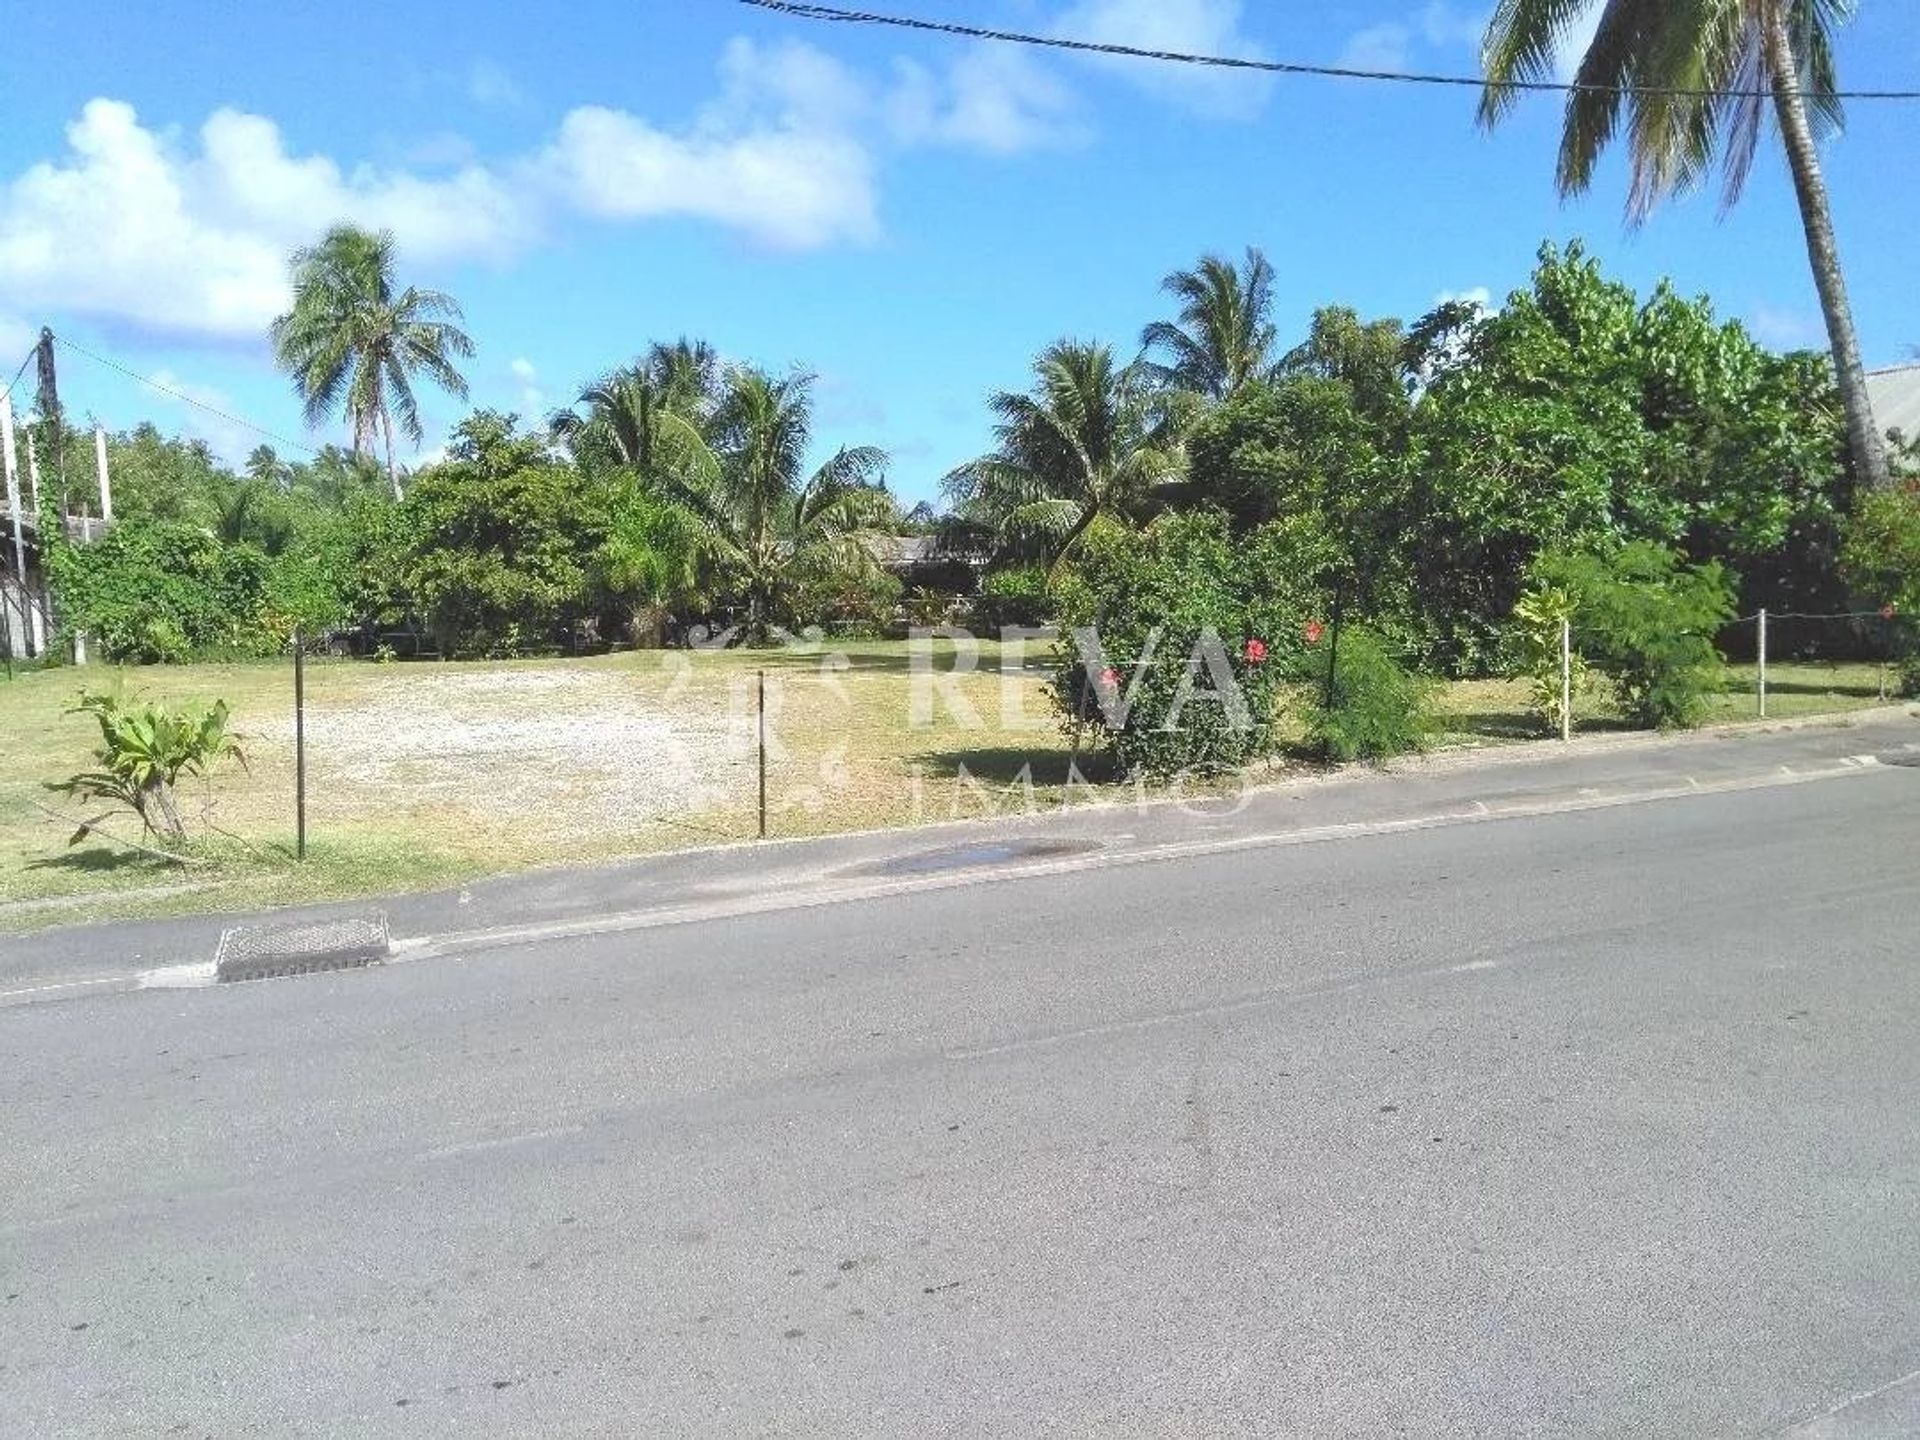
[[2, 0, 1919, 505]]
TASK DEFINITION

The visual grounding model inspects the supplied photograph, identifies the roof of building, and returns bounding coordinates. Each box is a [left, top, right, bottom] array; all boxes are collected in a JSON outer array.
[[1866, 364, 1920, 442]]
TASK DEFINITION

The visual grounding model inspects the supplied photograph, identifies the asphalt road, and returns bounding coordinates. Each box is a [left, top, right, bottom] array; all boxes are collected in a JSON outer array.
[[3, 767, 1919, 1436]]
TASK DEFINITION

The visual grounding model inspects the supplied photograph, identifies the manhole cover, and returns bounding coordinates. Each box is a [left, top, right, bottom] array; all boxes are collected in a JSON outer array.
[[215, 915, 390, 983], [870, 837, 1102, 877]]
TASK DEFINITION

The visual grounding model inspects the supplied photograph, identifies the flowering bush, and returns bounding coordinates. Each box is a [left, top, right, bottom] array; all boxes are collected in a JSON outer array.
[[1050, 512, 1326, 776]]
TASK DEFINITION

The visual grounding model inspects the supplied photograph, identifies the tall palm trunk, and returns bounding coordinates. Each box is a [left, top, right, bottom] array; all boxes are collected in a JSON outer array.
[[1762, 3, 1889, 490], [380, 406, 403, 501]]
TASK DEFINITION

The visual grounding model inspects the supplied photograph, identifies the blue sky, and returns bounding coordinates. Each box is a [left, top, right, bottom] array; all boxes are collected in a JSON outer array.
[[2, 0, 1917, 504]]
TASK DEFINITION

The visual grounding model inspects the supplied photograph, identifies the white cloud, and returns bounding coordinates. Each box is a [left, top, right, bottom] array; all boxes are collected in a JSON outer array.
[[541, 110, 877, 251], [0, 99, 530, 341], [1436, 285, 1493, 310], [1340, 4, 1485, 74], [1053, 0, 1274, 117], [0, 28, 1178, 350], [508, 356, 546, 416], [888, 47, 1087, 154], [1340, 24, 1413, 73]]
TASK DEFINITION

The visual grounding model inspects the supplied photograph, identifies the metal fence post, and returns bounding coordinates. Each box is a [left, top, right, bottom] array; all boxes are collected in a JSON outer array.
[[294, 629, 308, 861], [1756, 608, 1768, 718], [1560, 617, 1572, 742], [757, 668, 768, 841]]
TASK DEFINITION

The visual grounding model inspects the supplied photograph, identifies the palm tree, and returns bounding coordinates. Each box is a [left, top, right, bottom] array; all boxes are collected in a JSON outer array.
[[270, 224, 474, 499], [647, 366, 894, 642], [593, 484, 708, 647], [946, 340, 1185, 567], [551, 338, 720, 478], [1479, 0, 1888, 489], [1141, 248, 1279, 402]]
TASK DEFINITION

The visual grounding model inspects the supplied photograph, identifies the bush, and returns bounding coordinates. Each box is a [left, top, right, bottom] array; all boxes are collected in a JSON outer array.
[[1298, 626, 1435, 761], [1506, 584, 1593, 735], [1050, 512, 1323, 777], [971, 565, 1052, 631], [1841, 486, 1920, 617], [1531, 543, 1735, 729], [55, 690, 246, 843], [47, 520, 285, 662], [791, 568, 903, 637]]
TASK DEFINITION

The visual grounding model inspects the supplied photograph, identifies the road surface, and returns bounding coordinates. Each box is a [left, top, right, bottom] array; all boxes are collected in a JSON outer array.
[[3, 761, 1919, 1435]]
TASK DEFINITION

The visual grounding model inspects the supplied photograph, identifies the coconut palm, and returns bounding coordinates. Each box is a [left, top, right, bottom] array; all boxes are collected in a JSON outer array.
[[945, 340, 1185, 567], [645, 366, 894, 642], [551, 338, 720, 479], [270, 225, 474, 499], [1479, 0, 1887, 488], [593, 484, 709, 647], [1141, 248, 1279, 402]]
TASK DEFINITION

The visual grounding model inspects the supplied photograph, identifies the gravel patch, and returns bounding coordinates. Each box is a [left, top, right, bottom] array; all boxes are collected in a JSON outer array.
[[259, 668, 750, 831]]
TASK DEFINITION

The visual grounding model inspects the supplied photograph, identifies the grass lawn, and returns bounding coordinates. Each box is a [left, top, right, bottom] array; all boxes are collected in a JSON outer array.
[[0, 643, 1903, 930]]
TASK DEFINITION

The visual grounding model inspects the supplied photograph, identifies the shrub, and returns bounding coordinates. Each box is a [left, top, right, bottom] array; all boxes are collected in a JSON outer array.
[[47, 520, 284, 662], [1507, 583, 1594, 735], [54, 690, 246, 843], [1531, 543, 1735, 729], [1050, 511, 1323, 777], [1298, 626, 1436, 761], [972, 565, 1052, 631]]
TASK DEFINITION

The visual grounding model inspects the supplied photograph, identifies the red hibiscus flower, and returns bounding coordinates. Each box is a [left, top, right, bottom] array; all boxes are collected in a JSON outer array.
[[1303, 620, 1325, 646], [1245, 638, 1268, 665]]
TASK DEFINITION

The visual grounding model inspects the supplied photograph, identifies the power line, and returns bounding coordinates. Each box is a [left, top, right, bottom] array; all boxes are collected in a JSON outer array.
[[0, 347, 35, 404], [49, 333, 321, 458], [738, 0, 1920, 102]]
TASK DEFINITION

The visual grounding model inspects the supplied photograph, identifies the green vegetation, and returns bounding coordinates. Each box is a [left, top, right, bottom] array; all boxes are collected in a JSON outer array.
[[1530, 544, 1737, 730], [0, 645, 1896, 930], [270, 223, 475, 497], [11, 208, 1911, 917], [1479, 0, 1888, 491], [55, 690, 246, 844]]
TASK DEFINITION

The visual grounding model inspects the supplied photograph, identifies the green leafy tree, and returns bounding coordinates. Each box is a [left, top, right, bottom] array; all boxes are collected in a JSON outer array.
[[1049, 511, 1325, 777], [270, 224, 474, 498], [1479, 0, 1887, 489], [1411, 242, 1846, 665], [1141, 248, 1279, 402], [945, 340, 1184, 567], [397, 412, 605, 656]]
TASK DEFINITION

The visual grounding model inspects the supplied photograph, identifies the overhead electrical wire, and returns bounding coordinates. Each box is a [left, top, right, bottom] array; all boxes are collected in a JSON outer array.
[[737, 0, 1920, 102], [50, 333, 321, 458]]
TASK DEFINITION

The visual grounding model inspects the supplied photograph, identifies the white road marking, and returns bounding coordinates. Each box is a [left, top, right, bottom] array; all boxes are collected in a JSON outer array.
[[1771, 1364, 1920, 1436], [0, 975, 126, 1002], [417, 1124, 585, 1162]]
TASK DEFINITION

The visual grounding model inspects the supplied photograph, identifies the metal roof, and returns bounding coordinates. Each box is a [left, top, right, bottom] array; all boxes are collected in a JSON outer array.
[[1867, 365, 1920, 444]]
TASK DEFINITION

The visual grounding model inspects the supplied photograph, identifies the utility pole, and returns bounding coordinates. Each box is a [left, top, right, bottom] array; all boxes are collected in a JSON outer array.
[[1, 392, 32, 659], [94, 425, 113, 524]]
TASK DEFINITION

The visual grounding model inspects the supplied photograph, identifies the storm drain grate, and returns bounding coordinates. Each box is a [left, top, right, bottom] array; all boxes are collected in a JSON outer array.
[[214, 915, 391, 983]]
